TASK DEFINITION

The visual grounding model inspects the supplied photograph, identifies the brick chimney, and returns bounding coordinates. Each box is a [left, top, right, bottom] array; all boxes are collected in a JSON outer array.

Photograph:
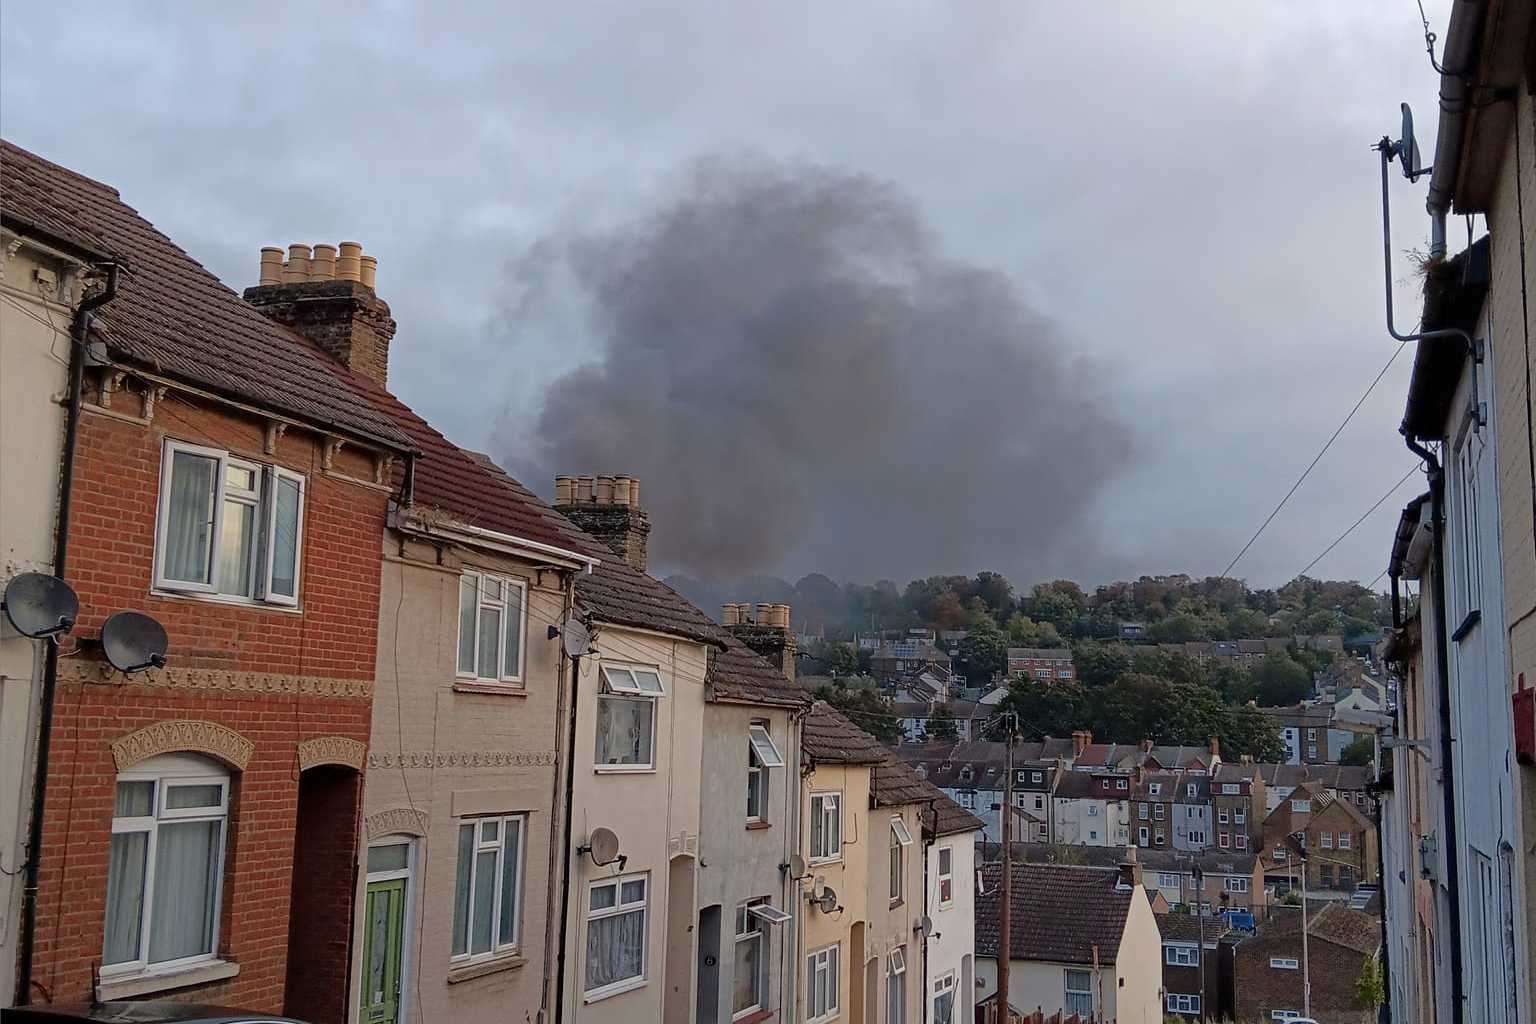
[[1072, 730, 1093, 757], [553, 475, 651, 571], [1208, 735, 1221, 759], [724, 602, 796, 683], [244, 242, 396, 387], [1117, 845, 1142, 890]]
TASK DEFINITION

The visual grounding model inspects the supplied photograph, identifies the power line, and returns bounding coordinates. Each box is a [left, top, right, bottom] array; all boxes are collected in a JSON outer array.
[[1293, 465, 1421, 580], [1220, 343, 1407, 579]]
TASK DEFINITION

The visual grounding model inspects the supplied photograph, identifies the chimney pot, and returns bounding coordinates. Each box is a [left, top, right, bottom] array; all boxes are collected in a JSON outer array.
[[336, 242, 363, 282], [630, 479, 640, 506], [554, 476, 574, 504], [259, 247, 284, 286], [576, 476, 596, 502], [284, 244, 312, 283], [310, 243, 337, 281], [553, 471, 651, 570], [596, 476, 615, 505], [773, 604, 792, 630], [359, 254, 378, 290], [612, 476, 633, 506], [755, 603, 774, 626], [723, 604, 742, 626]]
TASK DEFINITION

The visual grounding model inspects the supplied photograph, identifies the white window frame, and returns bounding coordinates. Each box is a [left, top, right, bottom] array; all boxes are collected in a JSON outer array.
[[806, 943, 840, 1023], [594, 663, 665, 772], [1165, 944, 1198, 966], [1272, 1011, 1302, 1021], [1339, 831, 1352, 849], [1218, 808, 1230, 824], [1064, 968, 1093, 1017], [456, 571, 528, 684], [1219, 832, 1230, 849], [809, 793, 842, 863], [1221, 783, 1240, 795], [451, 813, 526, 962], [746, 722, 782, 823], [1166, 993, 1201, 1014], [1292, 800, 1311, 813], [1138, 826, 1149, 844], [1149, 783, 1162, 795], [1237, 834, 1248, 850], [886, 947, 907, 1024], [933, 972, 956, 1024], [733, 897, 770, 1019], [1321, 831, 1333, 849], [1226, 877, 1249, 893], [584, 872, 649, 1000], [1155, 803, 1166, 821], [937, 845, 954, 906], [102, 755, 230, 979], [957, 791, 975, 810], [1270, 957, 1299, 970], [1235, 808, 1247, 824], [153, 439, 307, 606], [889, 817, 911, 902]]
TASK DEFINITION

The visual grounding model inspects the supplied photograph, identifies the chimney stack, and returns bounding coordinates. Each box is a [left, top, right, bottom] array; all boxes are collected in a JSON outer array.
[[553, 474, 651, 571], [725, 601, 797, 683], [1208, 736, 1221, 758], [1072, 730, 1093, 758], [244, 241, 396, 387], [1117, 845, 1142, 890]]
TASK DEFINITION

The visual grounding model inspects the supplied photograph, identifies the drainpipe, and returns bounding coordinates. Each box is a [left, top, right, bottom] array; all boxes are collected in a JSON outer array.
[[1404, 432, 1465, 1023], [541, 570, 578, 1024], [552, 597, 585, 1024], [1424, 0, 1488, 260], [15, 262, 119, 1006]]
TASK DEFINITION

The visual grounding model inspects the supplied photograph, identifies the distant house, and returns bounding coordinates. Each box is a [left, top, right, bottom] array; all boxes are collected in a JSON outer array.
[[1131, 771, 1212, 851], [1157, 912, 1236, 1020], [1006, 646, 1075, 682], [1259, 702, 1353, 765], [1052, 770, 1132, 848], [1233, 904, 1381, 1024], [975, 858, 1162, 1023], [1119, 621, 1147, 640], [1259, 782, 1379, 895], [870, 639, 951, 683]]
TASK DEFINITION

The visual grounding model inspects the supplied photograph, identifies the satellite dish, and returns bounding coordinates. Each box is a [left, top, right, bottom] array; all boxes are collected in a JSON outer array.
[[812, 875, 826, 899], [562, 617, 593, 659], [914, 915, 934, 938], [788, 853, 808, 879], [2, 572, 79, 639], [814, 886, 839, 914], [1398, 102, 1425, 180], [583, 827, 622, 867], [100, 611, 168, 673]]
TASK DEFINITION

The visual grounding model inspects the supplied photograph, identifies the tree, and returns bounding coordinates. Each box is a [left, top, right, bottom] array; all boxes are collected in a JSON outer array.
[[856, 647, 874, 675], [826, 643, 860, 677], [1340, 735, 1375, 766], [927, 703, 958, 741], [1026, 582, 1084, 630], [1356, 954, 1385, 1010], [1218, 703, 1287, 761], [1148, 613, 1206, 643], [813, 683, 902, 744], [1072, 641, 1131, 687], [958, 624, 1009, 685], [1253, 653, 1311, 706], [1005, 613, 1063, 649], [970, 571, 1015, 618], [1000, 679, 1089, 738]]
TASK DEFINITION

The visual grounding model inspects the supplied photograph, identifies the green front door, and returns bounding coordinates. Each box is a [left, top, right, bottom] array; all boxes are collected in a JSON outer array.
[[360, 878, 406, 1024]]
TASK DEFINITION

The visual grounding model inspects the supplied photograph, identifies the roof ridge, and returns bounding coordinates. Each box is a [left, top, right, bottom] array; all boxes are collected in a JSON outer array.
[[3, 138, 123, 197]]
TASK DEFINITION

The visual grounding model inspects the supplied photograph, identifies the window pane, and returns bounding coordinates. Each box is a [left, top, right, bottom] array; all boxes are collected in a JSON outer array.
[[747, 769, 762, 819], [269, 475, 301, 597], [452, 824, 473, 955], [225, 465, 256, 492], [472, 849, 496, 954], [103, 831, 148, 965], [810, 802, 823, 855], [115, 781, 154, 817], [621, 879, 645, 904], [215, 499, 256, 595], [457, 578, 477, 674], [163, 451, 217, 584], [632, 669, 663, 693], [165, 784, 222, 810], [502, 586, 522, 678], [585, 908, 644, 990], [733, 932, 761, 1012], [147, 819, 221, 963], [828, 949, 838, 1009], [481, 819, 500, 843], [478, 606, 502, 681], [368, 844, 409, 873], [499, 820, 521, 946], [596, 696, 653, 765], [590, 883, 617, 911]]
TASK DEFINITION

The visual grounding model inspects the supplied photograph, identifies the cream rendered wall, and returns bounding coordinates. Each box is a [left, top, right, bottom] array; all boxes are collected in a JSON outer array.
[[865, 800, 923, 1024], [975, 957, 1116, 1019], [925, 832, 977, 1024], [1486, 84, 1536, 1016], [356, 537, 573, 1024], [1113, 884, 1163, 1024], [799, 763, 871, 1024], [0, 237, 85, 1004], [560, 624, 708, 1024]]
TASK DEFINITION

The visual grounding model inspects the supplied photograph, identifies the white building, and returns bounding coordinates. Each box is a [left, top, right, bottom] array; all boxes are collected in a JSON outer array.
[[922, 786, 983, 1024]]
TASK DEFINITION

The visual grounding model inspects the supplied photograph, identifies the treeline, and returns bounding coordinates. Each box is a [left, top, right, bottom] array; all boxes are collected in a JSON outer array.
[[667, 570, 1391, 644]]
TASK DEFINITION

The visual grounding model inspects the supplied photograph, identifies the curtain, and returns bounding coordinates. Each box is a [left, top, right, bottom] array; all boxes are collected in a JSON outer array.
[[148, 820, 219, 963], [269, 475, 301, 597], [457, 579, 477, 674], [104, 831, 148, 965], [452, 825, 473, 955], [214, 499, 254, 595], [732, 932, 760, 1012], [586, 908, 644, 989], [498, 821, 521, 946], [933, 991, 954, 1024], [472, 849, 496, 953], [502, 586, 522, 677], [163, 452, 216, 584], [596, 697, 652, 764]]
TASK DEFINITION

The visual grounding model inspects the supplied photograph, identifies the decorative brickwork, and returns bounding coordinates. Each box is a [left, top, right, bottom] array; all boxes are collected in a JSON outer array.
[[112, 720, 254, 771], [365, 807, 429, 840], [297, 736, 367, 772], [367, 749, 556, 769]]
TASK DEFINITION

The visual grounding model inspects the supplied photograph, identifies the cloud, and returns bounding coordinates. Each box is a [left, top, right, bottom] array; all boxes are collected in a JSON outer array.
[[497, 155, 1133, 580]]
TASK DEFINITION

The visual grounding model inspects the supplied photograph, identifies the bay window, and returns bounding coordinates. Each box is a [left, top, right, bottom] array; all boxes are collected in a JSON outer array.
[[103, 753, 229, 976], [154, 439, 305, 604], [585, 873, 648, 997], [595, 664, 664, 769], [456, 572, 527, 684], [451, 814, 525, 960]]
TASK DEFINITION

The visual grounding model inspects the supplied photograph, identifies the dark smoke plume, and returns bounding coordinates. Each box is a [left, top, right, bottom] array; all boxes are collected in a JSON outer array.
[[497, 156, 1133, 582]]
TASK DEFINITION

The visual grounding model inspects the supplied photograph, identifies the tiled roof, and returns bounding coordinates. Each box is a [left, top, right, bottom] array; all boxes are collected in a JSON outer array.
[[1309, 904, 1381, 955], [0, 139, 412, 449], [1157, 913, 1233, 943], [1006, 647, 1072, 661], [872, 755, 933, 807], [706, 636, 810, 709], [925, 781, 986, 838], [801, 702, 888, 765], [976, 862, 1133, 965]]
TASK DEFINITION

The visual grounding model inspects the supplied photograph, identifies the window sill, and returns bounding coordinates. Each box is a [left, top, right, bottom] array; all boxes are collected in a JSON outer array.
[[150, 588, 303, 614], [733, 1009, 775, 1024], [452, 681, 528, 697], [97, 959, 239, 1000], [888, 897, 903, 910], [447, 951, 525, 984], [594, 764, 657, 774], [583, 975, 647, 1003], [807, 855, 842, 867], [746, 820, 772, 831]]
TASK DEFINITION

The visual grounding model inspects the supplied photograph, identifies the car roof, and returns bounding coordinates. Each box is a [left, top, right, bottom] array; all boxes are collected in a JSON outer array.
[[3, 1003, 307, 1024]]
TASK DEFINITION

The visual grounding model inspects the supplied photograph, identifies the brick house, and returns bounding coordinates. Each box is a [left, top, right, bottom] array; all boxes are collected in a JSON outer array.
[[2, 141, 412, 1018], [1004, 647, 1074, 683], [1156, 912, 1234, 1020], [1210, 761, 1266, 854], [1259, 782, 1378, 895], [1233, 904, 1380, 1023]]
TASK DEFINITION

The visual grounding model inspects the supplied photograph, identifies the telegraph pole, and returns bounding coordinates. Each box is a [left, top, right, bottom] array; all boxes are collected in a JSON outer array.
[[1193, 863, 1206, 1021], [996, 710, 1016, 1023], [1296, 833, 1312, 1018]]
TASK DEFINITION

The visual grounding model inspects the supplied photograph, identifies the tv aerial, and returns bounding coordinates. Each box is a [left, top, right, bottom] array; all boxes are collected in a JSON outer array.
[[2, 572, 79, 640], [579, 826, 627, 870], [100, 611, 169, 674]]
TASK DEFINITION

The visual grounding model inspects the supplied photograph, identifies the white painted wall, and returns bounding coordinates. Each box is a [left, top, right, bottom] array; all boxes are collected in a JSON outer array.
[[925, 831, 976, 1024]]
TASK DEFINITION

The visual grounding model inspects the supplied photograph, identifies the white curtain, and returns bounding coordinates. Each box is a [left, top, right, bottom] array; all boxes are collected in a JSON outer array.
[[457, 579, 477, 674], [452, 825, 473, 955], [269, 475, 301, 597], [596, 697, 652, 765], [148, 820, 219, 962], [498, 822, 521, 945], [103, 832, 148, 965], [471, 849, 496, 953], [733, 932, 761, 1012], [164, 452, 216, 583], [586, 908, 644, 989]]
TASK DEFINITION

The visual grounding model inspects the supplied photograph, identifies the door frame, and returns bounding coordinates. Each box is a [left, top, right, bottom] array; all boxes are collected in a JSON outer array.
[[363, 837, 417, 1024]]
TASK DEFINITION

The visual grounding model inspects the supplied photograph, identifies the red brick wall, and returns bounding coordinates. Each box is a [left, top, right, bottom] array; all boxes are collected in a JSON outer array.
[[28, 388, 386, 1010]]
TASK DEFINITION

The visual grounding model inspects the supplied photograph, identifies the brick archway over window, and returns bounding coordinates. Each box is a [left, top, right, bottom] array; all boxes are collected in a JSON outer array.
[[111, 719, 254, 771], [296, 735, 366, 772]]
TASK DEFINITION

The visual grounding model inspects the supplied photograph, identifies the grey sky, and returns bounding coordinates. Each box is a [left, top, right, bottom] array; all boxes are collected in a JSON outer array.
[[1, 1, 1450, 590]]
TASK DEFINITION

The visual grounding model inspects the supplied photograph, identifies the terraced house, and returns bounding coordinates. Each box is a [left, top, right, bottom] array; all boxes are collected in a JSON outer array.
[[1, 142, 412, 1019]]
